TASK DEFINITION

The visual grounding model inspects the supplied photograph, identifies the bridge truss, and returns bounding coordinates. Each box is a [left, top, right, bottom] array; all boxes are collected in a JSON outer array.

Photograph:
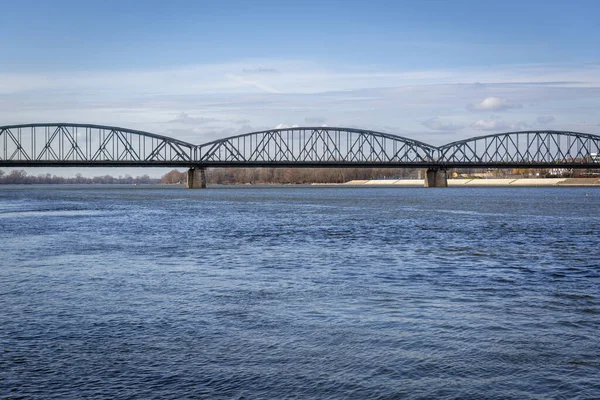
[[0, 123, 195, 167], [438, 131, 600, 168], [196, 127, 437, 167], [1, 123, 599, 169]]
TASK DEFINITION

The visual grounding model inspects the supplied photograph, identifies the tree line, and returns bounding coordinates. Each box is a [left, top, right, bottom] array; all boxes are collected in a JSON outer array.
[[0, 170, 159, 185], [161, 167, 420, 185], [0, 167, 418, 186]]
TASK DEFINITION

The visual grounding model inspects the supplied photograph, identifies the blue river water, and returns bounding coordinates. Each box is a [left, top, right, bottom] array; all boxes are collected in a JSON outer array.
[[1, 185, 599, 399]]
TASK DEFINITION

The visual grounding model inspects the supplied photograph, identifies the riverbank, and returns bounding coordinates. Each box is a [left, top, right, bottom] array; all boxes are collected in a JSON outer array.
[[314, 177, 600, 187]]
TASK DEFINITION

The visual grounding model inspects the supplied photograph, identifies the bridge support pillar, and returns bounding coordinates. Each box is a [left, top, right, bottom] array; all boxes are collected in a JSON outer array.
[[186, 167, 207, 189], [424, 168, 448, 188]]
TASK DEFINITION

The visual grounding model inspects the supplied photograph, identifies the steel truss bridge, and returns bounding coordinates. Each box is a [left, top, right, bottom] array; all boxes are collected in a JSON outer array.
[[1, 123, 599, 170], [3, 123, 599, 187]]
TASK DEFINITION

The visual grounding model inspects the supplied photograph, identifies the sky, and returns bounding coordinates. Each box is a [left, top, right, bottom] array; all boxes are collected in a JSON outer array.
[[1, 0, 599, 177]]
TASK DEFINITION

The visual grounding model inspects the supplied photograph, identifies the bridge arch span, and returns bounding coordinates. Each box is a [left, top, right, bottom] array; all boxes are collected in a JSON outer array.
[[438, 130, 600, 168], [195, 126, 438, 167], [0, 123, 195, 167]]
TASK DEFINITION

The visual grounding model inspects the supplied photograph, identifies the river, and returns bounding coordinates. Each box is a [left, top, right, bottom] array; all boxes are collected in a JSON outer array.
[[1, 185, 599, 399]]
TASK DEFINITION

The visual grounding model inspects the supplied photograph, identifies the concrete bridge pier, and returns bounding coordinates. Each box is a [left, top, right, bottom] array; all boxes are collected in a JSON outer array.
[[424, 168, 448, 187], [186, 167, 207, 189]]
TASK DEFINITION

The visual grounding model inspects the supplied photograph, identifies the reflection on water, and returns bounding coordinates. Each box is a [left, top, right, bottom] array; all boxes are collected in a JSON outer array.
[[1, 185, 599, 398]]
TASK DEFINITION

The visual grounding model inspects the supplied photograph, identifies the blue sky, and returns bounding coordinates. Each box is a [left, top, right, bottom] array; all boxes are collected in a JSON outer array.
[[1, 0, 599, 176], [3, 0, 599, 70]]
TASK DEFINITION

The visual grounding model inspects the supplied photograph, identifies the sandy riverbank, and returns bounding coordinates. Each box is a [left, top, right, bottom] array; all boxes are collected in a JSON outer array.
[[313, 178, 600, 187]]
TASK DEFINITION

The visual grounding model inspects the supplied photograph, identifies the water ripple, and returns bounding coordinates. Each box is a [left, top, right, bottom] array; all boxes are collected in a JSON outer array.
[[1, 186, 599, 398]]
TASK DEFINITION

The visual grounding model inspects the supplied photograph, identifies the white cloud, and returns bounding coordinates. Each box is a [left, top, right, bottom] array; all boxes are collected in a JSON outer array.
[[274, 124, 299, 129], [2, 61, 600, 100], [422, 117, 462, 131], [471, 117, 528, 131], [468, 97, 522, 111]]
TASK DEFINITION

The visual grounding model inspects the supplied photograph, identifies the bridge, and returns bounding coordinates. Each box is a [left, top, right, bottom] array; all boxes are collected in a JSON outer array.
[[1, 123, 599, 187]]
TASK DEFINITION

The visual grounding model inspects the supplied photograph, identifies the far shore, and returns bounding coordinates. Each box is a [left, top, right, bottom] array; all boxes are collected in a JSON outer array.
[[1, 177, 600, 188]]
